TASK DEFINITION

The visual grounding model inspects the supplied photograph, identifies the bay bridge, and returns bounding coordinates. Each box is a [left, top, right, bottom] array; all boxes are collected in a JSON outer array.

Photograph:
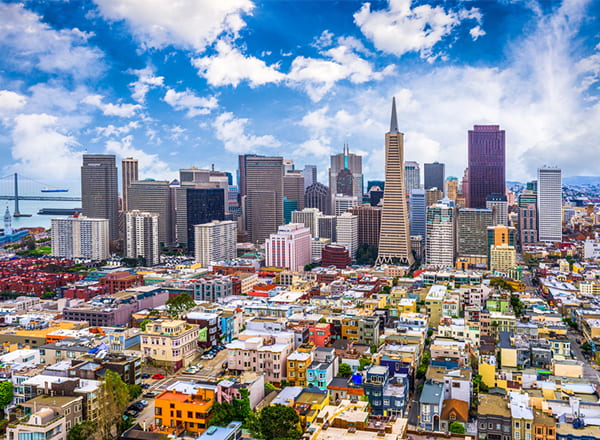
[[0, 173, 81, 216]]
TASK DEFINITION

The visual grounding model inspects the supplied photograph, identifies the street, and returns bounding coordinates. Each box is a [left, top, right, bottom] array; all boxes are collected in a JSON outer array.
[[566, 328, 600, 384]]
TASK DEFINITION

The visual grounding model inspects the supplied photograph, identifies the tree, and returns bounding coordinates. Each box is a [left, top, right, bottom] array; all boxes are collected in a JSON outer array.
[[248, 404, 302, 440], [359, 357, 371, 371], [210, 389, 251, 427], [338, 363, 352, 378], [139, 319, 150, 331], [427, 328, 434, 338], [582, 342, 592, 353], [510, 295, 524, 317], [128, 384, 142, 400], [165, 292, 196, 318], [370, 344, 378, 354], [449, 421, 466, 434], [68, 421, 96, 440], [416, 364, 427, 379], [355, 244, 378, 266], [97, 370, 130, 439], [0, 381, 13, 418]]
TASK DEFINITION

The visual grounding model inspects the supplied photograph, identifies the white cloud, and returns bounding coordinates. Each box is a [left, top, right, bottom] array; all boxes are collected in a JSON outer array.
[[163, 89, 218, 117], [128, 66, 164, 103], [213, 112, 281, 153], [10, 113, 81, 181], [353, 0, 481, 60], [312, 30, 335, 49], [93, 0, 254, 51], [82, 95, 141, 117], [0, 91, 26, 114], [0, 3, 103, 78], [93, 121, 141, 139], [192, 40, 285, 87], [469, 26, 486, 40], [293, 138, 332, 157], [104, 135, 175, 180]]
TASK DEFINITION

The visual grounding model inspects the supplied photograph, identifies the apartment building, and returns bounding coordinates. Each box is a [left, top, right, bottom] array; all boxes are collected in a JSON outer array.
[[141, 320, 200, 371]]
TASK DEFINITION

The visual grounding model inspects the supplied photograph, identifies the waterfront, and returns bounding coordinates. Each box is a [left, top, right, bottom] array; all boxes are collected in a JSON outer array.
[[5, 200, 81, 229]]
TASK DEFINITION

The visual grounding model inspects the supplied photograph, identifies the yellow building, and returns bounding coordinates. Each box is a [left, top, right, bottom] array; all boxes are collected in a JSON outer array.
[[293, 389, 330, 427], [341, 317, 358, 341], [154, 388, 214, 436], [398, 298, 417, 314], [490, 244, 517, 272], [424, 285, 446, 328], [141, 319, 199, 371], [287, 346, 315, 387], [479, 355, 496, 389]]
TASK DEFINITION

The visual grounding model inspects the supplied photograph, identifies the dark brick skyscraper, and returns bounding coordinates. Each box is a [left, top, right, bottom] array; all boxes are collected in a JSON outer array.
[[467, 125, 505, 208]]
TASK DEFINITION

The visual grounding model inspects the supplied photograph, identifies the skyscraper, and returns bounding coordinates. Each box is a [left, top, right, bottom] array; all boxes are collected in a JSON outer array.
[[445, 177, 458, 202], [81, 154, 119, 241], [467, 125, 505, 208], [329, 144, 363, 204], [292, 208, 321, 237], [348, 204, 382, 248], [239, 155, 284, 243], [486, 193, 508, 226], [537, 166, 562, 242], [128, 180, 176, 246], [305, 182, 330, 215], [455, 208, 493, 267], [121, 157, 138, 212], [125, 210, 159, 266], [284, 171, 305, 211], [426, 201, 455, 267], [51, 217, 110, 260], [265, 223, 312, 270], [376, 98, 414, 266], [336, 212, 358, 259], [176, 186, 225, 250], [409, 189, 427, 242], [302, 165, 317, 190], [404, 161, 420, 192], [424, 162, 445, 192], [194, 220, 237, 266]]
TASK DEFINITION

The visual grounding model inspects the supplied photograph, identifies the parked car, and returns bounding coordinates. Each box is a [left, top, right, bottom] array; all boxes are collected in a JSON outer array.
[[126, 409, 139, 417], [140, 400, 149, 406], [152, 374, 165, 379], [141, 373, 151, 379], [141, 384, 150, 389], [143, 391, 159, 398]]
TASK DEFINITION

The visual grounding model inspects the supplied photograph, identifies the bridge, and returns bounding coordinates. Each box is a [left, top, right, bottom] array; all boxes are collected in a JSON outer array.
[[0, 173, 81, 216]]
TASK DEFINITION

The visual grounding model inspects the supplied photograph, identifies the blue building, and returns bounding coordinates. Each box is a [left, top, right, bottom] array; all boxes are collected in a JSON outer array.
[[361, 365, 409, 416], [220, 312, 235, 343], [419, 381, 444, 431]]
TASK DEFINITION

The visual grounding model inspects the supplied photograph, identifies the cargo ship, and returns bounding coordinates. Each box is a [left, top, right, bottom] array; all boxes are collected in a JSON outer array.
[[41, 188, 69, 193]]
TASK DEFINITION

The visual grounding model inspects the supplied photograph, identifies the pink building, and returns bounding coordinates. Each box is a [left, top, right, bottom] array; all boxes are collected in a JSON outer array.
[[225, 330, 295, 385], [265, 223, 312, 270]]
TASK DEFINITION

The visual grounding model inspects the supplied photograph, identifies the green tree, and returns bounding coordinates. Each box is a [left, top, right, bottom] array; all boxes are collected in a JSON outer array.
[[449, 421, 466, 434], [582, 342, 592, 353], [210, 389, 251, 427], [248, 404, 302, 440], [165, 292, 196, 318], [370, 344, 378, 354], [128, 384, 142, 400], [0, 381, 13, 418], [68, 421, 96, 440], [359, 357, 371, 370], [338, 363, 352, 378], [355, 244, 378, 266], [416, 364, 427, 379], [97, 370, 130, 439], [510, 295, 524, 317], [139, 319, 150, 331]]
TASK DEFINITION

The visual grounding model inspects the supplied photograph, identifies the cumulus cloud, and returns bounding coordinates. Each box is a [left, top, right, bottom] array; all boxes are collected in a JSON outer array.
[[192, 40, 285, 87], [354, 0, 482, 60], [163, 89, 218, 117], [0, 2, 103, 78], [10, 113, 81, 181], [128, 66, 164, 103], [469, 26, 486, 40], [93, 0, 254, 51], [0, 91, 26, 114], [213, 112, 281, 153], [82, 95, 141, 117], [104, 135, 175, 180]]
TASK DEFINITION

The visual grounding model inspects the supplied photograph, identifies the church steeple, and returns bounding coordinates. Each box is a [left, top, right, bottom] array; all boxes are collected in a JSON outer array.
[[390, 96, 399, 133]]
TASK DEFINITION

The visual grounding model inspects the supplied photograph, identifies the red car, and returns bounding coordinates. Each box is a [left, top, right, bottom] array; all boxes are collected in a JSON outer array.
[[152, 374, 165, 380]]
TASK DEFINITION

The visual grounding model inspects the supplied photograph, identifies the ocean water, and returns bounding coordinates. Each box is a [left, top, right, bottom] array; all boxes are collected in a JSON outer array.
[[5, 200, 81, 230]]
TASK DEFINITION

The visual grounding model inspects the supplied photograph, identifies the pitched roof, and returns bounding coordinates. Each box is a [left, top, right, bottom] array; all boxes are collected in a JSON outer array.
[[440, 398, 469, 422]]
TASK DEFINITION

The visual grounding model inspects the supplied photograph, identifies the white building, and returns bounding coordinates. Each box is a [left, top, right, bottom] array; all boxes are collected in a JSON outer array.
[[265, 223, 312, 270], [194, 220, 237, 266], [426, 200, 454, 267], [125, 210, 159, 265], [51, 217, 109, 260], [336, 212, 358, 259], [332, 194, 359, 216], [538, 166, 562, 242], [291, 208, 321, 237], [584, 238, 600, 260]]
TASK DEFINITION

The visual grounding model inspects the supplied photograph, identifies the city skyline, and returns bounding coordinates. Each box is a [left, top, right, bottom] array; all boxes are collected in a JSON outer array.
[[0, 0, 599, 189]]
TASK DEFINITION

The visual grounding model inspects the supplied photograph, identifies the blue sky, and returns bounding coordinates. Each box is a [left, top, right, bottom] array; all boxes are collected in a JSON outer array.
[[0, 0, 599, 193]]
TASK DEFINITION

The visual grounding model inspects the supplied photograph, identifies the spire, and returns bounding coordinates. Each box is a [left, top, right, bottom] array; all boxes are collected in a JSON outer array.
[[390, 96, 399, 133]]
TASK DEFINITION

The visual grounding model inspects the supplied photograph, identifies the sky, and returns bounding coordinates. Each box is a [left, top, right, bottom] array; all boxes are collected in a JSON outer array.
[[0, 0, 599, 193]]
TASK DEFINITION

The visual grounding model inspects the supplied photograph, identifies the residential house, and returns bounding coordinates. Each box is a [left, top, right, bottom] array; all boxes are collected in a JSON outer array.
[[418, 381, 444, 431]]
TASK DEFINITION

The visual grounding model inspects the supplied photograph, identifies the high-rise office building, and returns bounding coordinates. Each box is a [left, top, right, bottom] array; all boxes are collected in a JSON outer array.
[[487, 224, 516, 265], [424, 162, 445, 192], [283, 197, 298, 224], [176, 186, 225, 251], [128, 180, 176, 246], [537, 167, 562, 242], [180, 168, 230, 216], [292, 208, 321, 237], [445, 177, 458, 202], [333, 194, 359, 216], [467, 125, 505, 208], [376, 98, 414, 266], [426, 188, 443, 207], [265, 223, 312, 270], [302, 165, 317, 190], [490, 244, 516, 273], [426, 201, 455, 267], [321, 244, 351, 269], [239, 155, 284, 243], [336, 212, 358, 259], [125, 210, 159, 266], [81, 154, 119, 241], [455, 208, 493, 267], [284, 171, 305, 211], [409, 189, 427, 242], [305, 182, 330, 215], [486, 193, 508, 226], [317, 215, 336, 241], [121, 157, 138, 212], [518, 204, 537, 250], [329, 144, 363, 204], [518, 189, 537, 208], [404, 161, 420, 193], [51, 216, 109, 260], [348, 204, 382, 248], [194, 220, 237, 266]]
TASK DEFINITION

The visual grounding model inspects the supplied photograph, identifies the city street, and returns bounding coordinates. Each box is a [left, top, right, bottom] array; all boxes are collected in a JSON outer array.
[[566, 329, 600, 384]]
